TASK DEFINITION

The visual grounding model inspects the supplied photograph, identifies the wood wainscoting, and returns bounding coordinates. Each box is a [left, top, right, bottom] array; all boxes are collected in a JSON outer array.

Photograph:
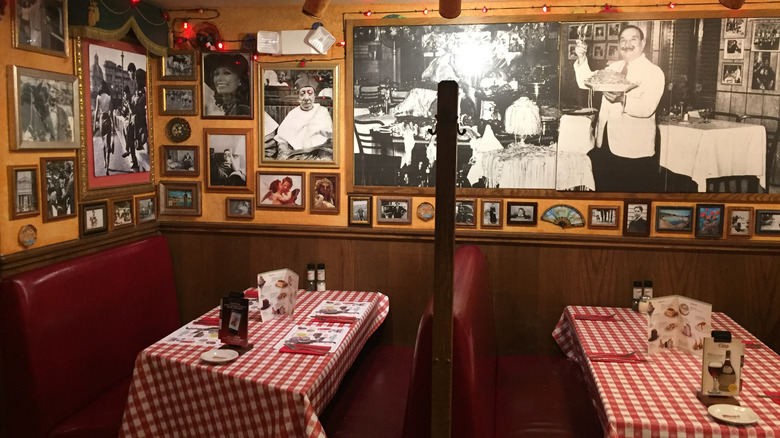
[[162, 222, 780, 355]]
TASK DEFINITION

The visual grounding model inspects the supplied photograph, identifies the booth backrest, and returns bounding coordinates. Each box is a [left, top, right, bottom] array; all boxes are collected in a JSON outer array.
[[0, 235, 181, 438]]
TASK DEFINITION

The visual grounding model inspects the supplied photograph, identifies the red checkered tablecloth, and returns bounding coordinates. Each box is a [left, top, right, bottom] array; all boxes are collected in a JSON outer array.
[[553, 306, 780, 437], [120, 290, 389, 438]]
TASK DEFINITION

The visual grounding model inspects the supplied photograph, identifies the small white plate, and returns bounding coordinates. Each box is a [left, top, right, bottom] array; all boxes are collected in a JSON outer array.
[[200, 349, 239, 364], [708, 404, 759, 425]]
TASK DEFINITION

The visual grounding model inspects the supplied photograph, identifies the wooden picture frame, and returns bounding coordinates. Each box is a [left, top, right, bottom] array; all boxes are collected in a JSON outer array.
[[655, 206, 694, 233], [588, 205, 620, 229], [160, 50, 197, 81], [40, 156, 76, 222], [226, 197, 255, 219], [158, 180, 202, 216], [623, 201, 652, 237], [481, 199, 502, 229], [110, 198, 134, 231], [310, 173, 340, 214], [259, 61, 339, 167], [8, 165, 40, 220], [455, 198, 477, 228], [8, 65, 80, 150], [161, 145, 199, 177], [755, 209, 780, 235], [205, 128, 252, 193], [256, 171, 305, 210], [348, 195, 372, 226], [79, 201, 108, 237], [376, 197, 412, 224], [694, 204, 725, 239], [201, 51, 253, 119], [159, 85, 198, 116], [12, 0, 69, 58], [76, 37, 154, 201], [506, 202, 537, 226], [726, 206, 753, 237], [135, 195, 156, 224]]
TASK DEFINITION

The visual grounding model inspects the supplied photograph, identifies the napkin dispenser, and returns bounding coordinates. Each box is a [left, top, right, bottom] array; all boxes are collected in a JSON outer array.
[[219, 291, 249, 347], [701, 330, 745, 397]]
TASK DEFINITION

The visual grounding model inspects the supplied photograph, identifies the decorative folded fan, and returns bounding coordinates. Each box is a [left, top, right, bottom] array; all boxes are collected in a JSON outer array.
[[541, 204, 585, 229], [585, 69, 638, 93]]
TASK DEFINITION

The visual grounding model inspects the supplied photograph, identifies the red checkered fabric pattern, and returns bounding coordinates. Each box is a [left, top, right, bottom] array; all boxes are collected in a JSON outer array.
[[120, 291, 389, 438], [553, 306, 780, 437]]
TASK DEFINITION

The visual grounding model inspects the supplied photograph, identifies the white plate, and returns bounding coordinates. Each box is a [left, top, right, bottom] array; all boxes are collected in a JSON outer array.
[[200, 349, 239, 364], [708, 404, 759, 425]]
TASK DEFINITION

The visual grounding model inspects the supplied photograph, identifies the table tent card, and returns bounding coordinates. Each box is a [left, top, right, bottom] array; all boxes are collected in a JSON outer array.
[[646, 295, 712, 356], [276, 324, 349, 353], [701, 335, 745, 397], [257, 268, 299, 321], [219, 291, 250, 347]]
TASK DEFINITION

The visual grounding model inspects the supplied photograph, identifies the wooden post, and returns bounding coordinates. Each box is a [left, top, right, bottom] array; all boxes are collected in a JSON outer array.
[[432, 80, 458, 438]]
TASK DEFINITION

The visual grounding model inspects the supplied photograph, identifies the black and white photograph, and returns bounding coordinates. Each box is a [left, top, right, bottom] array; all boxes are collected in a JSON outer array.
[[655, 206, 693, 232], [588, 205, 620, 229], [724, 18, 746, 39], [13, 0, 68, 57], [506, 202, 537, 226], [752, 20, 780, 52], [111, 198, 134, 230], [755, 209, 780, 234], [607, 43, 619, 60], [455, 199, 476, 227], [9, 66, 79, 150], [608, 22, 622, 40], [87, 39, 150, 176], [226, 198, 254, 219], [349, 195, 372, 226], [261, 62, 338, 166], [377, 197, 412, 224], [593, 42, 606, 60], [310, 173, 339, 214], [161, 50, 197, 81], [594, 24, 607, 41], [160, 85, 197, 116], [724, 39, 744, 60], [722, 64, 743, 85], [9, 166, 39, 219], [201, 51, 253, 119], [623, 201, 651, 236], [136, 196, 156, 224], [256, 171, 305, 210], [40, 157, 76, 222], [206, 129, 251, 191], [751, 51, 776, 90], [80, 201, 108, 237], [726, 206, 753, 237], [481, 199, 502, 228], [162, 145, 198, 177]]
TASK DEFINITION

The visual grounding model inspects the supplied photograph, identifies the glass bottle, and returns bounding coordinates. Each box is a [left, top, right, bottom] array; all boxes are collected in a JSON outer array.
[[306, 263, 316, 291], [316, 263, 326, 291], [719, 350, 736, 392], [643, 280, 654, 299], [632, 281, 643, 311]]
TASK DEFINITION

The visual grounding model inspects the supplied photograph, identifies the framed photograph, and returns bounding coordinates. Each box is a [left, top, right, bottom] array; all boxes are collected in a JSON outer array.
[[506, 202, 537, 226], [592, 42, 606, 60], [726, 206, 753, 237], [751, 51, 777, 90], [161, 145, 199, 177], [8, 65, 80, 150], [310, 173, 340, 214], [110, 198, 134, 230], [655, 206, 694, 233], [623, 201, 652, 237], [159, 85, 197, 116], [481, 199, 502, 229], [756, 209, 780, 235], [348, 195, 372, 226], [588, 205, 620, 229], [205, 128, 252, 192], [593, 24, 606, 41], [40, 157, 76, 222], [567, 43, 577, 60], [694, 204, 725, 239], [608, 22, 621, 40], [77, 37, 153, 201], [136, 195, 156, 224], [377, 197, 412, 224], [724, 39, 745, 60], [226, 197, 255, 219], [12, 0, 68, 57], [260, 61, 339, 167], [160, 50, 197, 81], [607, 43, 620, 60], [79, 201, 108, 237], [256, 171, 305, 210], [752, 20, 780, 51], [8, 165, 40, 219], [158, 180, 202, 216], [724, 18, 746, 39], [722, 63, 743, 85], [455, 198, 477, 228], [201, 51, 253, 119]]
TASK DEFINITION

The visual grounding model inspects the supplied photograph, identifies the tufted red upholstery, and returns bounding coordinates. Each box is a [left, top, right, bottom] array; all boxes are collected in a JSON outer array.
[[0, 236, 181, 438]]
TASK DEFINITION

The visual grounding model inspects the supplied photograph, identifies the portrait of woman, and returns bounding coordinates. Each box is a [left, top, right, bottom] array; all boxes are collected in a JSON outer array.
[[201, 52, 253, 118], [311, 174, 339, 214]]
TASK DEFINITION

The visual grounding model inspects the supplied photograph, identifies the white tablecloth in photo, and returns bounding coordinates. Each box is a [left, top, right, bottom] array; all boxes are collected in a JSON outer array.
[[659, 120, 766, 191]]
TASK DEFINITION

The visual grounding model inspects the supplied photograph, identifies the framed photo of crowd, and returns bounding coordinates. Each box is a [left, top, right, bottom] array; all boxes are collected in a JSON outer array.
[[259, 61, 340, 167], [161, 50, 197, 81]]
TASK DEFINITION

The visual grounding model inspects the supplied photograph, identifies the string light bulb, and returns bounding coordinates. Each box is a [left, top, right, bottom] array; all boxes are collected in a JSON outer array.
[[482, 6, 488, 13], [423, 8, 429, 14], [542, 4, 550, 12], [300, 59, 306, 67], [338, 40, 346, 47], [668, 1, 676, 7], [253, 54, 258, 61], [216, 41, 224, 50], [364, 10, 372, 16], [183, 21, 189, 30]]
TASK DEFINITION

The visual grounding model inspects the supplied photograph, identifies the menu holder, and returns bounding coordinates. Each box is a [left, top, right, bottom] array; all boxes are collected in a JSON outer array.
[[696, 390, 740, 407], [647, 295, 712, 357], [257, 268, 299, 322], [219, 291, 249, 347], [701, 332, 745, 398]]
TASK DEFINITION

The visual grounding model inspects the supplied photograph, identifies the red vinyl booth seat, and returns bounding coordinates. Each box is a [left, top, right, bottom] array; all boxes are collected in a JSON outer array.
[[0, 236, 181, 438]]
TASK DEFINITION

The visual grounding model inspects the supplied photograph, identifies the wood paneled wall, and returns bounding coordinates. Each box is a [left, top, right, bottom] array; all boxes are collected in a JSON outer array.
[[162, 222, 780, 355]]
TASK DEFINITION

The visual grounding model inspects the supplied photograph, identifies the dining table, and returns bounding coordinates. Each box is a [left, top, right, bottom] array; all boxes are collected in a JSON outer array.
[[553, 305, 780, 437], [119, 290, 389, 438], [659, 119, 767, 192]]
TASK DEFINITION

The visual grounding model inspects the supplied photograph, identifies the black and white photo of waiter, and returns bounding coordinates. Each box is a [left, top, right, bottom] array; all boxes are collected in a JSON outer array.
[[573, 25, 665, 192]]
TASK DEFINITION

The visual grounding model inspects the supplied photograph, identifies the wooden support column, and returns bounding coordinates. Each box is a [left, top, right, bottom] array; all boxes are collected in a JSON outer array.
[[432, 80, 458, 438]]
